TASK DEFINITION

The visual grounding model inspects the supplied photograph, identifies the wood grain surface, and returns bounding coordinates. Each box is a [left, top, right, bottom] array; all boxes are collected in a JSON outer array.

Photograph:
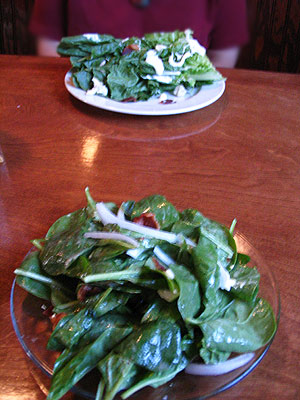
[[0, 55, 300, 400]]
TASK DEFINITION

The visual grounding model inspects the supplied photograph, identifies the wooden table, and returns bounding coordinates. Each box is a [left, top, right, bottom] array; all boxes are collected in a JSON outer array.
[[0, 55, 299, 400]]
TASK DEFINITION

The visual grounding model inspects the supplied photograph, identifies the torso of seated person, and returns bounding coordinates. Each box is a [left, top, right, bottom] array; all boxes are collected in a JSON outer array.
[[31, 0, 248, 67]]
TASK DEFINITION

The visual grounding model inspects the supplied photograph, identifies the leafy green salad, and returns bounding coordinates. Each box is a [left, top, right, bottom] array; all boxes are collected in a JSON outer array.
[[14, 189, 277, 400], [57, 29, 224, 102]]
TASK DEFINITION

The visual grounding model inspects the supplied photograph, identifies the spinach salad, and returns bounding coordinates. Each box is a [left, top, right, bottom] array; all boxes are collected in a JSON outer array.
[[57, 30, 224, 102], [14, 189, 277, 400]]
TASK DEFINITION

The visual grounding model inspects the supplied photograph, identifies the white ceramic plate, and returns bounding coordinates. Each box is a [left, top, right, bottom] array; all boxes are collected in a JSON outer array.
[[64, 71, 225, 116]]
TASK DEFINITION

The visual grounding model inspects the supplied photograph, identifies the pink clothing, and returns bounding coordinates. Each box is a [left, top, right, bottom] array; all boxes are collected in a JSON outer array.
[[30, 0, 248, 50]]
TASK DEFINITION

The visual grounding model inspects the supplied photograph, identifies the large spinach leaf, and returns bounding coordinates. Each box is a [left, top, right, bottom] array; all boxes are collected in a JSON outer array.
[[98, 354, 138, 400], [168, 262, 201, 320], [199, 342, 230, 364], [121, 356, 188, 399], [199, 218, 237, 265], [141, 296, 180, 324], [171, 208, 207, 240], [107, 60, 142, 101], [40, 208, 98, 275], [230, 253, 260, 304], [47, 309, 95, 350], [200, 298, 277, 353], [47, 326, 132, 400], [130, 195, 180, 229], [92, 288, 131, 318], [96, 318, 184, 399], [115, 319, 182, 371], [191, 236, 234, 322], [16, 250, 51, 301]]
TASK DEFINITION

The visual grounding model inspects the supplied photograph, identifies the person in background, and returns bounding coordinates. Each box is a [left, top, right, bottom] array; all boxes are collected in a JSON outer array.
[[30, 0, 248, 68]]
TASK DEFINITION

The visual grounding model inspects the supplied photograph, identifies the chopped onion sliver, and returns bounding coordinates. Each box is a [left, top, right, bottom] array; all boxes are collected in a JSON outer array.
[[96, 202, 177, 243], [185, 237, 196, 247], [84, 232, 139, 247], [153, 246, 175, 267], [117, 207, 125, 220], [126, 248, 145, 259], [185, 353, 255, 376], [176, 234, 196, 247]]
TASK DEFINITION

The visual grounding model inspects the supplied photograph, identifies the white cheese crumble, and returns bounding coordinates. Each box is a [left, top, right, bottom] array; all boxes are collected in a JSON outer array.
[[155, 44, 167, 51], [165, 269, 175, 280], [86, 77, 108, 96], [126, 248, 145, 259], [173, 84, 187, 97], [159, 93, 168, 102], [218, 262, 236, 291], [83, 33, 101, 42], [145, 50, 164, 75]]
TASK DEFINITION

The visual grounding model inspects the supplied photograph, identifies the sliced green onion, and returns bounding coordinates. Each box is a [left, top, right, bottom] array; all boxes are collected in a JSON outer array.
[[14, 269, 71, 294], [84, 231, 139, 247], [229, 218, 237, 235], [30, 239, 44, 250], [84, 270, 140, 283]]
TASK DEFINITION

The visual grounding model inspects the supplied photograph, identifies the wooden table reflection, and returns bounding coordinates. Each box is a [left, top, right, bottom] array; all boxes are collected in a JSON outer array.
[[0, 55, 299, 400]]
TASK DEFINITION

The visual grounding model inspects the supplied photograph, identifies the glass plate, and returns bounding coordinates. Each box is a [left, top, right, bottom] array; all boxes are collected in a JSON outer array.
[[10, 232, 280, 400], [64, 71, 225, 116]]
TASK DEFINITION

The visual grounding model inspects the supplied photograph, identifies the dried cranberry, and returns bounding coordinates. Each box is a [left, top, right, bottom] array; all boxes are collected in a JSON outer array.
[[122, 43, 140, 55], [133, 212, 160, 229], [153, 257, 167, 272], [160, 99, 174, 104], [121, 97, 137, 102], [77, 285, 102, 301]]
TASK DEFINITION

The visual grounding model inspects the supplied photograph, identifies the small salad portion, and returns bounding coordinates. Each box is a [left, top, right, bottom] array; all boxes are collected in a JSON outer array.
[[57, 29, 224, 102], [14, 189, 276, 400]]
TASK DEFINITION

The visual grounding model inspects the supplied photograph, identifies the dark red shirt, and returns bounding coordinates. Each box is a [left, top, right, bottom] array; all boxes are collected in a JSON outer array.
[[30, 0, 248, 50]]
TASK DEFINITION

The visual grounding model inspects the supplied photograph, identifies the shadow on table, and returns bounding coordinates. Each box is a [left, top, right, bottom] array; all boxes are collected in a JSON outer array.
[[68, 93, 227, 142]]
